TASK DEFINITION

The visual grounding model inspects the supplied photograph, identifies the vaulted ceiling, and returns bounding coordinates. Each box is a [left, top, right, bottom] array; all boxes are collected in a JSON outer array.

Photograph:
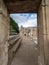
[[4, 0, 42, 13]]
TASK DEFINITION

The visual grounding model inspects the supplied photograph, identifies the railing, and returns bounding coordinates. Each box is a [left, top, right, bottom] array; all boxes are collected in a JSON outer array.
[[8, 34, 22, 65]]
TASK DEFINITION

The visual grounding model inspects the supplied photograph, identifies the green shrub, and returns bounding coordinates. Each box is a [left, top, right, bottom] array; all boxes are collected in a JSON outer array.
[[10, 17, 19, 33]]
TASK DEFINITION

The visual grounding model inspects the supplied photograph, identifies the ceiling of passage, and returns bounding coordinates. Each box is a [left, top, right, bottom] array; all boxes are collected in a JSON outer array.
[[4, 0, 41, 13]]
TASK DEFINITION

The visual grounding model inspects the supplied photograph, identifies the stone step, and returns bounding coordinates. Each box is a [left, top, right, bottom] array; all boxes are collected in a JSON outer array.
[[8, 38, 22, 65], [8, 35, 19, 45], [9, 37, 20, 49]]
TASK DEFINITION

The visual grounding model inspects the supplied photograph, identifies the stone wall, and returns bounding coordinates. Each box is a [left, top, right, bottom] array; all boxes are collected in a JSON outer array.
[[0, 0, 9, 65]]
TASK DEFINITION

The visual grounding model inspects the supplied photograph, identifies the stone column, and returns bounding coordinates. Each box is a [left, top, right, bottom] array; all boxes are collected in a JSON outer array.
[[37, 3, 45, 65], [38, 0, 49, 65], [44, 0, 49, 65], [0, 0, 9, 65]]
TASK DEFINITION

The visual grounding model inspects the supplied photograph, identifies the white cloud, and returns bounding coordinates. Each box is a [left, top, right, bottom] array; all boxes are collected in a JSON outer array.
[[19, 19, 37, 27], [10, 13, 37, 28]]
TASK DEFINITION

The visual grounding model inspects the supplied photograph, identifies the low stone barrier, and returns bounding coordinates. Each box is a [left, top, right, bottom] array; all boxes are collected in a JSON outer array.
[[8, 35, 22, 65]]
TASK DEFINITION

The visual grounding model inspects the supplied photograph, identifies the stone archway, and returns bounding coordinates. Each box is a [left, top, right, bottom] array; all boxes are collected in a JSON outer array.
[[0, 0, 49, 65]]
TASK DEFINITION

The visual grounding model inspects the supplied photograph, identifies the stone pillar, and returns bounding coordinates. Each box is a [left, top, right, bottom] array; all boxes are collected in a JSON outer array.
[[38, 0, 49, 65], [44, 0, 49, 65], [0, 0, 9, 65]]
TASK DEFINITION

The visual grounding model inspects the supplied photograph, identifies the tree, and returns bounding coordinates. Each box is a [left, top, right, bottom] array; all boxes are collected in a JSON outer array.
[[10, 17, 19, 33]]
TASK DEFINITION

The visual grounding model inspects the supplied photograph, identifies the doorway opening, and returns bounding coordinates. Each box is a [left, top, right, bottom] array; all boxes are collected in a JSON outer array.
[[8, 13, 38, 65]]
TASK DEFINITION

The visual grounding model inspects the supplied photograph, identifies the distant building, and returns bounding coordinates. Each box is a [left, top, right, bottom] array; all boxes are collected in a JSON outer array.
[[20, 26, 37, 39]]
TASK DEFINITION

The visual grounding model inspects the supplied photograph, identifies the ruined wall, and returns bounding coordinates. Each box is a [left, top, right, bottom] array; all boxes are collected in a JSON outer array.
[[29, 28, 37, 38], [20, 27, 37, 38], [0, 0, 9, 65]]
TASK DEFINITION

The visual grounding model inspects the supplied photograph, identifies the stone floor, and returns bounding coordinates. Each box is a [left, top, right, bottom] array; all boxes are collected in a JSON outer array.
[[11, 36, 38, 65]]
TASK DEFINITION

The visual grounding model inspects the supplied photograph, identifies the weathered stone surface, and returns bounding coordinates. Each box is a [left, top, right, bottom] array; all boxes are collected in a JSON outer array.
[[38, 0, 49, 65], [38, 2, 46, 65], [0, 0, 9, 65], [45, 0, 49, 65], [8, 35, 21, 65]]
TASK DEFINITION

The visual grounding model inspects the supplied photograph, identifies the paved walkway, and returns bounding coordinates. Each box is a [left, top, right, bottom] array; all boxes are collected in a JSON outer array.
[[11, 36, 38, 65]]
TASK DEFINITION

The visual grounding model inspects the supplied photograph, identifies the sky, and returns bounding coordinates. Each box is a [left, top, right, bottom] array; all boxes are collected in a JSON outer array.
[[10, 13, 37, 28]]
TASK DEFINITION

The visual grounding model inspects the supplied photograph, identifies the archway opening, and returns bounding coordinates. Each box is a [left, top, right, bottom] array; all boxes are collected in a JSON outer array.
[[8, 13, 38, 65]]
